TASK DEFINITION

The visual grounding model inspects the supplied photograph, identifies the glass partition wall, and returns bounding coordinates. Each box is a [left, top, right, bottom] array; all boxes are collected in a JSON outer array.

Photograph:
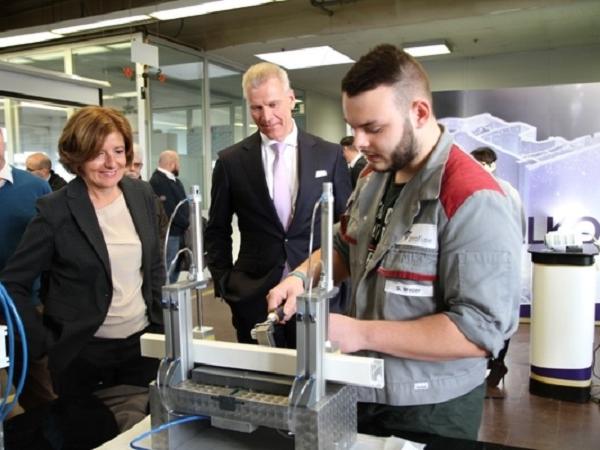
[[147, 43, 206, 200], [1, 38, 137, 180], [12, 100, 71, 179], [208, 62, 244, 165], [0, 34, 248, 205]]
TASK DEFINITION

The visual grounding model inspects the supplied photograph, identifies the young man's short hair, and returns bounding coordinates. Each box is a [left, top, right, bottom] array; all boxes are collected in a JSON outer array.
[[341, 44, 431, 108]]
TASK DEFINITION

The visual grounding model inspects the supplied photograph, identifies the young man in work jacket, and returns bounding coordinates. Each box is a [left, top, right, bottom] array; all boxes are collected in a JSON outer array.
[[267, 44, 523, 442]]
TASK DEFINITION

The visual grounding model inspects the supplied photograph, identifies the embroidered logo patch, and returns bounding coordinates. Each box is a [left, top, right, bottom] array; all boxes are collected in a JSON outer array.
[[384, 280, 433, 297], [397, 223, 437, 249]]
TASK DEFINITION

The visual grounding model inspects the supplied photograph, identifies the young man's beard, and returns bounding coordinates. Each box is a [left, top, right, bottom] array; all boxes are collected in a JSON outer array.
[[389, 119, 418, 172]]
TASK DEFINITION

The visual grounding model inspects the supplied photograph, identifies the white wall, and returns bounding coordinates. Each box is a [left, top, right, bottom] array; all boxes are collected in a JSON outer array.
[[304, 91, 346, 144]]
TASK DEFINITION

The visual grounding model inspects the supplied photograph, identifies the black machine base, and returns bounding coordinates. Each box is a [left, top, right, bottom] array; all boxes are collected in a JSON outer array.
[[529, 378, 590, 403]]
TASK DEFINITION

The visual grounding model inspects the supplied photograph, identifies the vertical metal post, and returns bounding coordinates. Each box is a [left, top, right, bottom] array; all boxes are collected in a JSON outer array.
[[166, 286, 195, 383], [161, 185, 207, 382], [291, 182, 337, 408], [202, 57, 212, 208], [135, 60, 149, 179], [161, 290, 174, 360], [190, 185, 204, 283], [320, 182, 334, 292]]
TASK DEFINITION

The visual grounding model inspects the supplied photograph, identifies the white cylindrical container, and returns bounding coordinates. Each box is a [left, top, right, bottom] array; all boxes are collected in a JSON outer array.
[[529, 245, 598, 402]]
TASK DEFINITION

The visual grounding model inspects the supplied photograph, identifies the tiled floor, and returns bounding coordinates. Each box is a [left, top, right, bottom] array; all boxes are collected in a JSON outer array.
[[200, 290, 600, 450], [479, 323, 600, 450]]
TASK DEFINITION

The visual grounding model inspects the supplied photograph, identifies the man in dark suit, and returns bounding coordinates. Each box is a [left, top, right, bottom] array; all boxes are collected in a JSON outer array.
[[25, 152, 68, 191], [205, 62, 352, 346], [340, 135, 367, 188], [149, 150, 189, 283]]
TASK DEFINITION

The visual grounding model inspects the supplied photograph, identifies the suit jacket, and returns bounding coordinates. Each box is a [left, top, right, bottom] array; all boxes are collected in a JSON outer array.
[[149, 170, 189, 236], [350, 155, 368, 189], [48, 170, 68, 192], [0, 176, 165, 374], [205, 129, 352, 304]]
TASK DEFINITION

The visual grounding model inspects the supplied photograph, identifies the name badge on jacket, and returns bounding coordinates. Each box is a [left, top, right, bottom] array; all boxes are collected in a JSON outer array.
[[385, 280, 433, 297], [397, 223, 437, 250]]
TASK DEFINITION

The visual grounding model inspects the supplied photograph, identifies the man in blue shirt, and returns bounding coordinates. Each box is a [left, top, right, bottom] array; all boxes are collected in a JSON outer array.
[[0, 129, 53, 413], [0, 131, 52, 270]]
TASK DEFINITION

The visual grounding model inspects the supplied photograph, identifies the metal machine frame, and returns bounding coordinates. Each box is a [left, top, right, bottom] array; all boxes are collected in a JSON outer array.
[[143, 183, 384, 449]]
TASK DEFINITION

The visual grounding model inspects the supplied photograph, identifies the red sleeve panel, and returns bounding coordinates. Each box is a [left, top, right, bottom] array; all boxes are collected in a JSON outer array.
[[440, 146, 504, 220]]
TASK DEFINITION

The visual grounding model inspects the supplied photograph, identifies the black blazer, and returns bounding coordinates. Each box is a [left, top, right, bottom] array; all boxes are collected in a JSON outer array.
[[350, 155, 368, 189], [48, 170, 67, 192], [149, 170, 189, 236], [0, 176, 165, 374], [205, 129, 352, 304]]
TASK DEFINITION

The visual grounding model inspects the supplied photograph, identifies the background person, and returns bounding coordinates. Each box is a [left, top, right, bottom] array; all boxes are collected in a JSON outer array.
[[149, 150, 189, 283], [471, 146, 526, 396], [126, 144, 169, 261], [1, 106, 165, 447], [340, 135, 367, 188], [125, 144, 144, 180], [267, 44, 522, 441], [205, 62, 352, 346], [25, 152, 67, 191], [0, 130, 54, 415]]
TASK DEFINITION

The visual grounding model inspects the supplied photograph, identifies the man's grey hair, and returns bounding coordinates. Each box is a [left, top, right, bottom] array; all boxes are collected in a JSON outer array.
[[27, 152, 52, 170], [242, 62, 291, 98]]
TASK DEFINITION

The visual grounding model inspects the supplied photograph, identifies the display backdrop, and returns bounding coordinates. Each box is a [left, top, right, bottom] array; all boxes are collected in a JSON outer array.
[[434, 83, 600, 320]]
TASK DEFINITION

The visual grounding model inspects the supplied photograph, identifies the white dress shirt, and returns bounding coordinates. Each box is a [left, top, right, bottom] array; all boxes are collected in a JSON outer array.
[[348, 152, 363, 168], [157, 166, 176, 181], [260, 121, 299, 216], [0, 163, 13, 189]]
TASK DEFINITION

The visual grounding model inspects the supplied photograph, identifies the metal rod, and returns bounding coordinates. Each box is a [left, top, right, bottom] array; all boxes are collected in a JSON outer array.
[[319, 182, 334, 292], [190, 184, 204, 282]]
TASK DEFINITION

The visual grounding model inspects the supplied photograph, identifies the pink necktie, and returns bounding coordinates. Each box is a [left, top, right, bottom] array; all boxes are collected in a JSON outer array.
[[272, 142, 291, 230]]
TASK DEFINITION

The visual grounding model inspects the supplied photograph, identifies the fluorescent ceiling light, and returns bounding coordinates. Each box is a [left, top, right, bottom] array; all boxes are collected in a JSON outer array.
[[30, 52, 64, 61], [107, 42, 132, 50], [160, 62, 238, 80], [403, 40, 451, 58], [72, 46, 110, 55], [0, 1, 284, 49], [0, 31, 62, 48], [255, 45, 353, 70], [20, 102, 68, 112], [151, 0, 285, 21], [113, 91, 138, 98], [52, 14, 150, 35], [6, 57, 33, 64], [154, 120, 186, 128]]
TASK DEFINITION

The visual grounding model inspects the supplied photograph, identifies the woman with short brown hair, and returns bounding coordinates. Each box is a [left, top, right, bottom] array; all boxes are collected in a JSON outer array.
[[1, 106, 165, 447]]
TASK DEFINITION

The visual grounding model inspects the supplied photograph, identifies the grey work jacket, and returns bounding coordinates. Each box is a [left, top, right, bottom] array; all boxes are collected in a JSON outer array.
[[335, 129, 522, 406]]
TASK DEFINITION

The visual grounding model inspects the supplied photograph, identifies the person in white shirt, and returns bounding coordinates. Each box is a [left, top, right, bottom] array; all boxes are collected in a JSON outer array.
[[205, 62, 352, 346]]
